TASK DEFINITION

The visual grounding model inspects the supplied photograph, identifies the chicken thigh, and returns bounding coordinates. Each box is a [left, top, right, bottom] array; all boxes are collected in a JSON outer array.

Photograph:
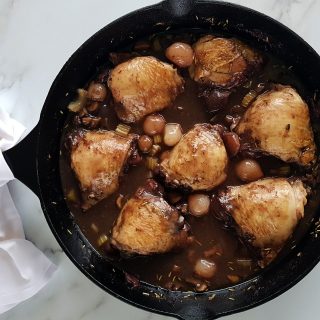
[[190, 35, 262, 89], [158, 124, 228, 191], [111, 180, 188, 255], [108, 56, 184, 123], [236, 85, 316, 166], [69, 129, 136, 210], [213, 178, 307, 265]]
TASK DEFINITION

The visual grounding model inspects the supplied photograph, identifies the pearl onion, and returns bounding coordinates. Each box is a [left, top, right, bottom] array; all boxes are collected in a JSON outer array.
[[138, 135, 153, 153], [235, 159, 264, 182], [188, 194, 210, 217], [143, 114, 166, 136], [163, 123, 182, 147], [165, 42, 194, 68], [194, 259, 217, 279]]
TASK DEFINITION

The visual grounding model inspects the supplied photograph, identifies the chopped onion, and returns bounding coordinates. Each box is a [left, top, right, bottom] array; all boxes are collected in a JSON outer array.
[[241, 90, 257, 107], [66, 188, 77, 202], [67, 89, 87, 112], [146, 157, 158, 170], [97, 234, 108, 247], [149, 144, 161, 156], [81, 116, 101, 129], [153, 134, 162, 144], [116, 123, 131, 136]]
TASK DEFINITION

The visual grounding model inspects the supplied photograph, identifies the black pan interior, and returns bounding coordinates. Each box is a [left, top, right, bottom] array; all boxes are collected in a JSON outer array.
[[31, 1, 320, 319]]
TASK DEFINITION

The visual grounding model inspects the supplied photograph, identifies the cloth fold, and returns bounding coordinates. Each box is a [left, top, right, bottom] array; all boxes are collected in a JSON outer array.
[[0, 107, 56, 314]]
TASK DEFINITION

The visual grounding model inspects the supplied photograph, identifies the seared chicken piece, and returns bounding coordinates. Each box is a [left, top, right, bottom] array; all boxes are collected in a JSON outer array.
[[159, 124, 228, 191], [190, 35, 262, 88], [70, 129, 136, 210], [108, 56, 184, 123], [236, 85, 316, 166], [111, 180, 188, 255], [214, 178, 307, 265]]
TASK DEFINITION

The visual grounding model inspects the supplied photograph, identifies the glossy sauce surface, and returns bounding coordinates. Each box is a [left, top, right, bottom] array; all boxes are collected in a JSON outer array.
[[60, 30, 319, 291]]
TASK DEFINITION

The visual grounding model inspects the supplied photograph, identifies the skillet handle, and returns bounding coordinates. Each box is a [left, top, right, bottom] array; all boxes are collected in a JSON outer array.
[[176, 306, 218, 320], [162, 0, 196, 17], [3, 123, 40, 197]]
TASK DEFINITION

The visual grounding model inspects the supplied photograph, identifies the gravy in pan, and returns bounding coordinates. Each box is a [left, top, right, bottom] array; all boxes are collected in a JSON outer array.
[[60, 29, 319, 291]]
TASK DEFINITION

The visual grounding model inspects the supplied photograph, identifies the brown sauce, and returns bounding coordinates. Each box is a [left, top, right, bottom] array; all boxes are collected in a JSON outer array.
[[59, 29, 320, 291]]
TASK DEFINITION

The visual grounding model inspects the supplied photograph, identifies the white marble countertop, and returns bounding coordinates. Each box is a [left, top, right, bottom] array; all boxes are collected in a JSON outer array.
[[0, 0, 319, 319]]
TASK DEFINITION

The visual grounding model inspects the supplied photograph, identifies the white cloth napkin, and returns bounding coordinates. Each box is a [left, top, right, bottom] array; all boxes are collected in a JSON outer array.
[[0, 107, 57, 314]]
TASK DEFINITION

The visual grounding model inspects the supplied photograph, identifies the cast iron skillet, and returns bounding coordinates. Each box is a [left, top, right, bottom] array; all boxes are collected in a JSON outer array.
[[3, 0, 320, 319]]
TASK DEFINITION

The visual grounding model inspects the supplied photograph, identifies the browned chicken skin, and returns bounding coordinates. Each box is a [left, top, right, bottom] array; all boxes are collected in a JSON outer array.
[[108, 56, 184, 123], [111, 180, 188, 255], [190, 35, 263, 89], [159, 124, 228, 191], [236, 85, 316, 166], [214, 178, 307, 265], [70, 129, 136, 210]]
